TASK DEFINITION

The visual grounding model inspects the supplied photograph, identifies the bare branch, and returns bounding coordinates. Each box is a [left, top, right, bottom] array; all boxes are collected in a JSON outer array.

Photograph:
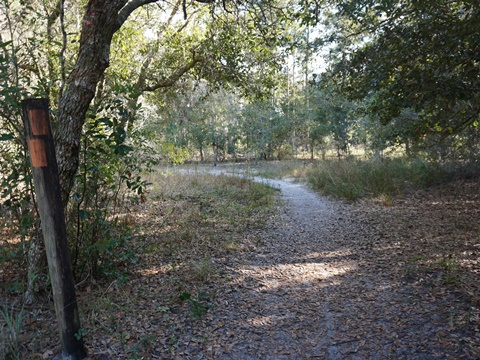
[[118, 0, 216, 28], [58, 0, 68, 102], [118, 0, 161, 28], [165, 0, 182, 29], [142, 55, 203, 92]]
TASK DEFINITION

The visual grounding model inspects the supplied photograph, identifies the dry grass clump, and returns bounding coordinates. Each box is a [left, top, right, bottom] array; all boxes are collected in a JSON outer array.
[[141, 170, 277, 264]]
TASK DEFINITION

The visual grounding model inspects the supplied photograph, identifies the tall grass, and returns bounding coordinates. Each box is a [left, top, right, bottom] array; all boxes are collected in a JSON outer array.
[[307, 158, 476, 201], [252, 160, 313, 179], [0, 302, 24, 359]]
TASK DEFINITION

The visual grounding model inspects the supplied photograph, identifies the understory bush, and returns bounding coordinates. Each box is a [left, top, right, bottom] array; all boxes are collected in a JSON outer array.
[[0, 38, 41, 272], [67, 90, 159, 281]]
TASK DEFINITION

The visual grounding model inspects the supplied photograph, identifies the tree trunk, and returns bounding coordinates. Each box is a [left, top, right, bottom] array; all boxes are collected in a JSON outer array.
[[55, 0, 125, 205], [213, 143, 218, 166], [53, 0, 208, 201]]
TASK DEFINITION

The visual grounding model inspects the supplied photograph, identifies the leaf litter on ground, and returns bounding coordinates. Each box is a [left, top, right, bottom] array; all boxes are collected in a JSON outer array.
[[0, 167, 479, 359]]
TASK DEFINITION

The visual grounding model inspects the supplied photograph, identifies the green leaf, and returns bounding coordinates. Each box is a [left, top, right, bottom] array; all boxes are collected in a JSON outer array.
[[0, 133, 14, 141], [114, 144, 133, 156], [178, 291, 191, 301], [0, 40, 13, 48]]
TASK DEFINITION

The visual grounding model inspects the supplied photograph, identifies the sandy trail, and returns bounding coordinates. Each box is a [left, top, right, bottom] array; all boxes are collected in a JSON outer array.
[[164, 168, 476, 359]]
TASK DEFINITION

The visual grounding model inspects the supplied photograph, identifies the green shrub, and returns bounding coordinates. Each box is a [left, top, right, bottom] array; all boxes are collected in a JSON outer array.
[[67, 90, 158, 281]]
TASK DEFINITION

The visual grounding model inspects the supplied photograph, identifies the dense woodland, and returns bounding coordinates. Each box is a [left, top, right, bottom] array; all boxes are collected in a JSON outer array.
[[0, 0, 479, 358]]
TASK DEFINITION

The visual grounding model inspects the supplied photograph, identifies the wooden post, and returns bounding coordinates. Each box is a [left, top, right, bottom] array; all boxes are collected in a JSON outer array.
[[22, 99, 87, 359]]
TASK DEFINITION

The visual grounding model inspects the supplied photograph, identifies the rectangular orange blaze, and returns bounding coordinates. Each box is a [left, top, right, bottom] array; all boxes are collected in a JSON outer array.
[[29, 109, 49, 136], [29, 139, 48, 167]]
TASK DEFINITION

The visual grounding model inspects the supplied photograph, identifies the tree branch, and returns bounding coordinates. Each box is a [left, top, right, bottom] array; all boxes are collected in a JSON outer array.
[[118, 0, 161, 28], [118, 0, 216, 27], [142, 55, 203, 92], [58, 0, 68, 102], [46, 1, 61, 31]]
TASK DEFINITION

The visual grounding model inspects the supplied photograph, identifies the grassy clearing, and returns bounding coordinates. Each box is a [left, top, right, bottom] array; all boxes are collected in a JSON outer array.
[[142, 170, 278, 263], [149, 169, 277, 227], [306, 158, 479, 201]]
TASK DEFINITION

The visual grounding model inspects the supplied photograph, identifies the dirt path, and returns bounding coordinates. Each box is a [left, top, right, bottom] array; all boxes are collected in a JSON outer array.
[[169, 175, 478, 359]]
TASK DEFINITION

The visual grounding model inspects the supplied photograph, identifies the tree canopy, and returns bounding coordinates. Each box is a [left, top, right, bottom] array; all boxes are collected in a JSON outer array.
[[319, 0, 480, 157]]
